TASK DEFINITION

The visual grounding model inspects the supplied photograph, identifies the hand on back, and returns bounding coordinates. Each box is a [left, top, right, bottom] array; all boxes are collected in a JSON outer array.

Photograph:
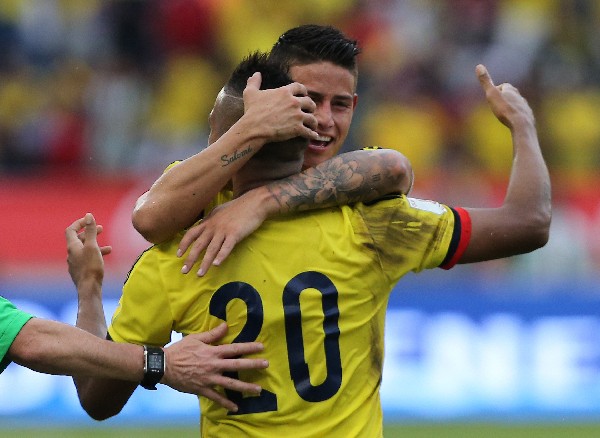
[[163, 322, 268, 412], [179, 192, 268, 277]]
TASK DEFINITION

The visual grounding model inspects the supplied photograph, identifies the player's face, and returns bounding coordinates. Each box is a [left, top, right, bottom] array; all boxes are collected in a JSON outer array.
[[289, 62, 357, 170]]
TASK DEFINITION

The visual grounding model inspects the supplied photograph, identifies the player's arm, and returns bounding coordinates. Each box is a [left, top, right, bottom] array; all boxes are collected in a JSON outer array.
[[132, 73, 318, 244], [179, 148, 413, 276], [458, 65, 551, 263], [256, 147, 413, 214], [65, 214, 139, 420], [7, 318, 144, 380], [67, 214, 268, 419], [72, 327, 270, 421]]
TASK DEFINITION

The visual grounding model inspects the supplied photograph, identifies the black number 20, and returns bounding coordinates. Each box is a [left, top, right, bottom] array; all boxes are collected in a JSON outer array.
[[209, 271, 342, 415]]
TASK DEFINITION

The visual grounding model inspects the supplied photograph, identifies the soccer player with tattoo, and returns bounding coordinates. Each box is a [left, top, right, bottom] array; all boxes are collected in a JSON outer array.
[[72, 51, 550, 437]]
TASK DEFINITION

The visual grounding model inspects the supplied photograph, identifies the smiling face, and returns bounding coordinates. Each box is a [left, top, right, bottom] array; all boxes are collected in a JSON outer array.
[[289, 62, 358, 170]]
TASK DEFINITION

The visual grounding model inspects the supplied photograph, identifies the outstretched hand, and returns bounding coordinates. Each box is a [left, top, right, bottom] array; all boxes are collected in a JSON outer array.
[[244, 71, 319, 141], [65, 213, 111, 288], [162, 322, 268, 412]]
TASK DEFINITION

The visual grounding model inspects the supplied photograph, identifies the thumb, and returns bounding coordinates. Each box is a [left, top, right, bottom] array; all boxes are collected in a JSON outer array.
[[197, 322, 228, 344], [246, 72, 262, 91], [476, 64, 495, 92]]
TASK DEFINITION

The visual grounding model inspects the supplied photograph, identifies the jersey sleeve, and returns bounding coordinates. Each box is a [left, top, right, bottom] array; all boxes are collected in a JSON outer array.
[[438, 207, 471, 269], [356, 196, 471, 283], [108, 249, 173, 347], [163, 160, 181, 173], [0, 297, 34, 372]]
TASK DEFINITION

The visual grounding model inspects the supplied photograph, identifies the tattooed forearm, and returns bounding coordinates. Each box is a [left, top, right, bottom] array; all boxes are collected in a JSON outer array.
[[265, 149, 411, 213], [221, 146, 253, 166]]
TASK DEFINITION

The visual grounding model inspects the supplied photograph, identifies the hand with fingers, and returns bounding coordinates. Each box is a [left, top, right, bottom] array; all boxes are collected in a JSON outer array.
[[65, 213, 112, 290], [476, 64, 535, 130], [456, 65, 550, 264], [179, 193, 267, 277], [243, 71, 319, 142], [162, 322, 268, 412], [65, 215, 268, 415]]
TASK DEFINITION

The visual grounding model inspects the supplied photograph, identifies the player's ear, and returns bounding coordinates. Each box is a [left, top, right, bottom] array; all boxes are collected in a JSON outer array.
[[353, 94, 358, 109]]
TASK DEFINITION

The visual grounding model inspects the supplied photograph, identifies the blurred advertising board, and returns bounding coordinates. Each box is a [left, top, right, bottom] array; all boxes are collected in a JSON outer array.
[[2, 273, 600, 425]]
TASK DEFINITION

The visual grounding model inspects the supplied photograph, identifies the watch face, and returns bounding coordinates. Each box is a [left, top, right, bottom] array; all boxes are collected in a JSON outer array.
[[148, 353, 163, 370]]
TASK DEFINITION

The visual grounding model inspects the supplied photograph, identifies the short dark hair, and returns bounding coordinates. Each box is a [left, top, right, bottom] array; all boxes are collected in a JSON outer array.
[[224, 51, 293, 98], [269, 24, 360, 74]]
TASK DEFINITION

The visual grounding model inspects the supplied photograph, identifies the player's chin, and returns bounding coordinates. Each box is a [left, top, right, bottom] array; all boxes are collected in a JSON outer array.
[[304, 141, 339, 166], [304, 148, 330, 169]]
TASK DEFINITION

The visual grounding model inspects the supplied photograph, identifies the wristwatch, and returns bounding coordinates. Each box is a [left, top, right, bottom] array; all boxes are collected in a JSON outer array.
[[140, 346, 165, 390]]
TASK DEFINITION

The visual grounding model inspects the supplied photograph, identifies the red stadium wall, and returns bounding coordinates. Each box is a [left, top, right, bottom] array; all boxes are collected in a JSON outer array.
[[0, 171, 152, 275], [3, 172, 600, 277]]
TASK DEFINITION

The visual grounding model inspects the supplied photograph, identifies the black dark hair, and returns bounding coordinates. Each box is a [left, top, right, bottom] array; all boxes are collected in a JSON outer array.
[[224, 51, 292, 97], [269, 24, 360, 72]]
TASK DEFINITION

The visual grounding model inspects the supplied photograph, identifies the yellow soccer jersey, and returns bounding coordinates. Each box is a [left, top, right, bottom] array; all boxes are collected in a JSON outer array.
[[109, 195, 470, 438]]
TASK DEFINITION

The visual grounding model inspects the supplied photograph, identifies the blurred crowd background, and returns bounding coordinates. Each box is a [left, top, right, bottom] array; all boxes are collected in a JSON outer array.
[[1, 0, 600, 284], [3, 2, 600, 428]]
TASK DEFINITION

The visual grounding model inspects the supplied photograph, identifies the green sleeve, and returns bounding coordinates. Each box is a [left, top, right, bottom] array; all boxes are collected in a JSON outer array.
[[0, 296, 34, 373]]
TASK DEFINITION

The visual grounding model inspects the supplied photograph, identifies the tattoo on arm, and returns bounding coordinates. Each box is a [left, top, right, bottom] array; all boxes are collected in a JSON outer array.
[[221, 146, 253, 167], [266, 150, 402, 213]]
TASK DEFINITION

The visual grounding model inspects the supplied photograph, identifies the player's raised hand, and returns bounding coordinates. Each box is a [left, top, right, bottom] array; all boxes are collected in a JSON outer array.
[[162, 322, 268, 412], [244, 71, 318, 141], [65, 213, 111, 288], [476, 64, 535, 130]]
